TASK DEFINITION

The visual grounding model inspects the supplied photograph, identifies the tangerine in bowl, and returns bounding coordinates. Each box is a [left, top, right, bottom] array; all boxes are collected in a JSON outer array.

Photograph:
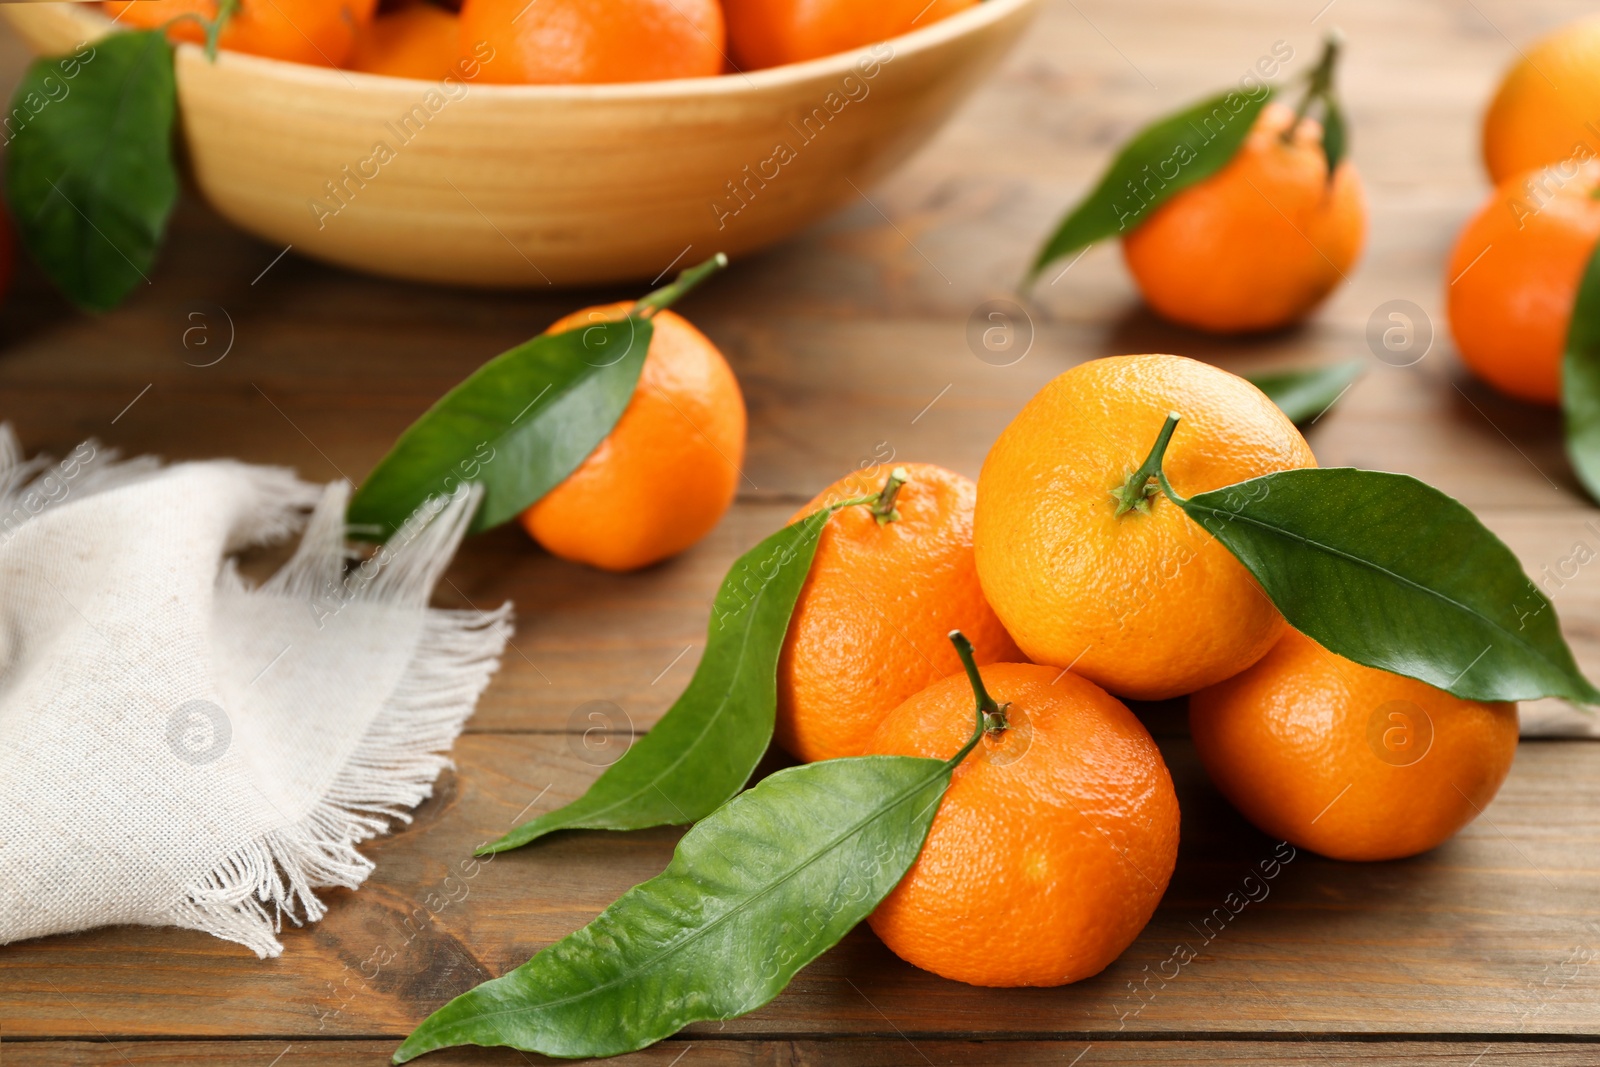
[[3, 0, 1039, 287]]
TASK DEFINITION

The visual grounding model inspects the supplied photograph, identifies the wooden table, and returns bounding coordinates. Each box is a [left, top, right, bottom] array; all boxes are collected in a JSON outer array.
[[4, 0, 1600, 1063]]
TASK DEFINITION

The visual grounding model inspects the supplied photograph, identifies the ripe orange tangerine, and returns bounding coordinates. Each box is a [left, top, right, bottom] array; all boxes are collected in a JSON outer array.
[[347, 1, 461, 81], [1122, 101, 1367, 333], [1445, 160, 1600, 406], [1482, 15, 1600, 185], [865, 637, 1179, 987], [458, 0, 726, 84], [1191, 628, 1519, 862], [519, 302, 746, 572], [775, 463, 1022, 764], [974, 354, 1315, 701], [104, 0, 378, 66], [723, 0, 975, 70]]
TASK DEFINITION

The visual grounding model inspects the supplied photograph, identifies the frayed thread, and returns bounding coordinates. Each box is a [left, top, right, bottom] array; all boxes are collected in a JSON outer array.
[[170, 482, 511, 957]]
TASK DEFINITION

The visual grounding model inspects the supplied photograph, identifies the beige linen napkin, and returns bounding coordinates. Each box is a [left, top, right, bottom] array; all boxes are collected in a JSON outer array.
[[0, 428, 510, 957]]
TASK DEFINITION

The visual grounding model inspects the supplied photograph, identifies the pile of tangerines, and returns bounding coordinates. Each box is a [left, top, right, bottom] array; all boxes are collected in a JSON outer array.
[[461, 18, 1600, 989], [514, 300, 1520, 989], [103, 0, 970, 83]]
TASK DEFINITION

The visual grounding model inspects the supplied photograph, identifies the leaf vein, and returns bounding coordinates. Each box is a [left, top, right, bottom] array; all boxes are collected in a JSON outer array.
[[452, 761, 948, 1026]]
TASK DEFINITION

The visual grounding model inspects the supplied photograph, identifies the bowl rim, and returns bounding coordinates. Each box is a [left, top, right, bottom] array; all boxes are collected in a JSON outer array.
[[57, 0, 1037, 99]]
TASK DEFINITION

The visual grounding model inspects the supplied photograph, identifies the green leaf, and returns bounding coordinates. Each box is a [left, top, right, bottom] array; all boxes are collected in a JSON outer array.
[[348, 318, 651, 538], [1027, 86, 1274, 282], [394, 753, 952, 1062], [349, 254, 726, 539], [1246, 360, 1363, 425], [1319, 94, 1347, 178], [1174, 467, 1600, 704], [1564, 239, 1600, 503], [479, 505, 843, 852], [4, 32, 178, 312]]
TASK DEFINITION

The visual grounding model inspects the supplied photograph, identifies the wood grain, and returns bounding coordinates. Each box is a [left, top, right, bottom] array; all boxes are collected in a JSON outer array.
[[3, 0, 1600, 1063], [1, 1041, 1597, 1066], [3, 738, 1599, 1041]]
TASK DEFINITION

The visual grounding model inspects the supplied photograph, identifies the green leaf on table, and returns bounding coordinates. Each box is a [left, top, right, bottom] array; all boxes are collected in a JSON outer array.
[[1175, 467, 1600, 704], [479, 505, 841, 852], [1246, 360, 1363, 424], [4, 32, 178, 312], [1563, 239, 1600, 503], [1026, 86, 1274, 283], [349, 254, 726, 538], [395, 753, 953, 1062], [348, 317, 651, 538]]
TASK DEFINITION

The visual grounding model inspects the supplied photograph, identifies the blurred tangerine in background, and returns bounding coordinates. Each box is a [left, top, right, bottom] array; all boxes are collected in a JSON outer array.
[[104, 0, 378, 66], [723, 0, 975, 70], [1482, 15, 1600, 185], [1445, 160, 1600, 405], [348, 0, 461, 80], [459, 0, 726, 84], [1121, 100, 1367, 334]]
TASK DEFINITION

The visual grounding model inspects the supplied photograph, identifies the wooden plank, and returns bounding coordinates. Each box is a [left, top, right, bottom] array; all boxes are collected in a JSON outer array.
[[0, 224, 1583, 515], [2, 737, 1598, 1040], [4, 0, 1600, 1057], [1, 1039, 1597, 1066]]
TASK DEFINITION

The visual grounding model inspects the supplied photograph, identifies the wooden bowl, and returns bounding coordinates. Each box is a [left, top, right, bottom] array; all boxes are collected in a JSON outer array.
[[3, 1, 1040, 288]]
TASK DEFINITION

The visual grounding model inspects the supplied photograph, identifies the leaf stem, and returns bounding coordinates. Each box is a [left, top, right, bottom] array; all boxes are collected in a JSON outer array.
[[166, 0, 239, 60], [1113, 411, 1182, 516], [870, 467, 910, 525], [947, 630, 1008, 768], [206, 0, 238, 59], [1283, 30, 1343, 143], [632, 253, 729, 319]]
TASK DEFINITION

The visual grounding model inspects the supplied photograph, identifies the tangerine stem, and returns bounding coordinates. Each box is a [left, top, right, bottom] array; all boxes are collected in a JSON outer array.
[[1283, 31, 1343, 143], [1114, 412, 1181, 516], [205, 0, 238, 59], [632, 253, 729, 319], [950, 630, 1008, 738], [871, 466, 910, 525]]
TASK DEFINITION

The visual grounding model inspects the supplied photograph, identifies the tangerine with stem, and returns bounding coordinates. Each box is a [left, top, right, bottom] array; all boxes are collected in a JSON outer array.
[[974, 354, 1314, 701], [775, 463, 1022, 763], [865, 631, 1179, 987]]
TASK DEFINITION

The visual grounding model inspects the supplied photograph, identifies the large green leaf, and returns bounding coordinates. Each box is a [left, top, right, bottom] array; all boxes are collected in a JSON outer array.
[[4, 32, 177, 312], [1246, 360, 1364, 425], [1563, 239, 1600, 503], [349, 255, 726, 538], [1175, 467, 1600, 703], [394, 753, 952, 1062], [479, 504, 844, 852], [1027, 87, 1273, 282], [348, 317, 651, 538]]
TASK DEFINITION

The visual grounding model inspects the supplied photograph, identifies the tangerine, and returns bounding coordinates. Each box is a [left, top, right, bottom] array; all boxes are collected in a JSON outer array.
[[1482, 16, 1600, 185], [458, 0, 725, 84], [775, 463, 1023, 764], [347, 1, 461, 81], [1445, 160, 1600, 406], [1121, 100, 1367, 333], [104, 0, 377, 66], [974, 354, 1315, 701], [1190, 627, 1519, 862], [519, 302, 746, 572], [723, 0, 975, 70], [865, 641, 1179, 987]]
